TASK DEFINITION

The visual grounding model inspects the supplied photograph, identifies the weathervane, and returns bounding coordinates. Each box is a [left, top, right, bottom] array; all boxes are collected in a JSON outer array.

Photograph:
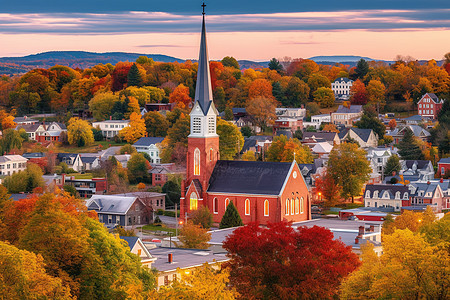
[[202, 2, 206, 15]]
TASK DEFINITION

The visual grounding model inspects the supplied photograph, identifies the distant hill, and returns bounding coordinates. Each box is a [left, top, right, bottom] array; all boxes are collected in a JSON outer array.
[[308, 55, 375, 63], [0, 51, 184, 75]]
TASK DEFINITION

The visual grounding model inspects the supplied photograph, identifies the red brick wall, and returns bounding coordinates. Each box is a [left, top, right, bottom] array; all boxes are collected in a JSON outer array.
[[280, 163, 310, 223]]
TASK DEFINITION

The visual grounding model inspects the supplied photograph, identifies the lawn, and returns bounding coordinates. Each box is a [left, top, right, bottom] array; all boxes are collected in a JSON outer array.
[[141, 224, 177, 235], [57, 141, 126, 154], [66, 173, 94, 179]]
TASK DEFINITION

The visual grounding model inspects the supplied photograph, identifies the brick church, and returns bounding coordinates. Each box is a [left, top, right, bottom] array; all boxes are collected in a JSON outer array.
[[180, 7, 311, 225]]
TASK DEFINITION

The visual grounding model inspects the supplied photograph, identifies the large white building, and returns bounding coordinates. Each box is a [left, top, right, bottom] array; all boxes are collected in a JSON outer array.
[[0, 155, 27, 176], [133, 137, 165, 163], [331, 78, 353, 100], [92, 120, 130, 139]]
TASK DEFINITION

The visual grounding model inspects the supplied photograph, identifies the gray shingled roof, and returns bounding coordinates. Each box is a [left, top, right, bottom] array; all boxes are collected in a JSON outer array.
[[364, 184, 409, 199], [133, 137, 165, 147], [303, 132, 338, 142], [333, 77, 353, 83], [335, 105, 362, 114], [207, 160, 293, 195], [120, 236, 139, 250], [351, 128, 373, 142], [87, 195, 138, 215]]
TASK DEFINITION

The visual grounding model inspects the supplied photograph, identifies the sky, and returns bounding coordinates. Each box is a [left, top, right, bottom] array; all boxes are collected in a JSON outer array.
[[1, 1, 449, 61]]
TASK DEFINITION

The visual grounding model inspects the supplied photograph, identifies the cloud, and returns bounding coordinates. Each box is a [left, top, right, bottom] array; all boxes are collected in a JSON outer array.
[[0, 9, 449, 34]]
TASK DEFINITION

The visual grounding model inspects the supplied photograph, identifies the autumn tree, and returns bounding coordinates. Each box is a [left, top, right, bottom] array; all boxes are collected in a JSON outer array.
[[382, 207, 435, 235], [169, 84, 192, 109], [177, 221, 211, 249], [127, 153, 151, 184], [246, 96, 277, 130], [398, 127, 425, 160], [388, 118, 397, 130], [0, 110, 16, 131], [67, 117, 94, 147], [350, 79, 368, 105], [322, 123, 339, 133], [89, 91, 120, 121], [190, 205, 213, 229], [144, 111, 170, 137], [219, 201, 243, 229], [161, 114, 190, 164], [119, 143, 137, 155], [314, 169, 343, 206], [285, 77, 310, 106], [217, 118, 244, 160], [223, 222, 360, 300], [266, 135, 313, 163], [307, 73, 331, 96], [119, 112, 146, 144], [221, 56, 240, 69], [3, 163, 44, 193], [313, 87, 335, 108], [328, 143, 371, 202], [366, 79, 386, 108], [241, 150, 257, 161], [248, 79, 274, 100], [0, 128, 24, 155]]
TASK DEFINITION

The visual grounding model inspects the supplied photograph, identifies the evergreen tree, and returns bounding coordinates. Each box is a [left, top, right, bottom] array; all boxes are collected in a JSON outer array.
[[384, 154, 401, 176], [224, 107, 234, 121], [355, 58, 369, 79], [398, 128, 425, 160], [127, 63, 142, 87], [354, 106, 386, 139], [219, 201, 243, 229], [268, 58, 283, 73]]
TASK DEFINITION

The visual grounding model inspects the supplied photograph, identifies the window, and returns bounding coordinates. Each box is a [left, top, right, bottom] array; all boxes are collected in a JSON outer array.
[[210, 148, 214, 161], [194, 148, 200, 175], [285, 199, 289, 215], [264, 200, 269, 216], [225, 198, 230, 210], [245, 199, 250, 215], [190, 192, 198, 211], [300, 197, 304, 214], [164, 276, 169, 286], [108, 215, 112, 224], [404, 192, 409, 199], [137, 249, 142, 256], [395, 191, 400, 199], [373, 191, 379, 198], [295, 198, 299, 214], [192, 117, 201, 134], [208, 117, 215, 134], [365, 190, 370, 198], [213, 198, 218, 214], [291, 199, 294, 215]]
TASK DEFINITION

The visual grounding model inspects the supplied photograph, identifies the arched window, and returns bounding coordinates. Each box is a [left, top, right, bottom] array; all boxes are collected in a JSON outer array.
[[395, 191, 401, 199], [190, 192, 198, 211], [210, 148, 214, 161], [373, 191, 379, 198], [295, 198, 299, 214], [225, 198, 230, 210], [245, 199, 250, 215], [300, 197, 304, 214], [194, 148, 200, 175], [213, 198, 218, 214], [264, 200, 269, 216], [285, 199, 289, 215], [365, 190, 370, 198], [403, 192, 409, 199], [290, 199, 294, 215]]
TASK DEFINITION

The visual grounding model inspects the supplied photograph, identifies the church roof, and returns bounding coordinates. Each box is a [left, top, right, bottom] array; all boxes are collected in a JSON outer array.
[[207, 160, 292, 195], [194, 11, 214, 115]]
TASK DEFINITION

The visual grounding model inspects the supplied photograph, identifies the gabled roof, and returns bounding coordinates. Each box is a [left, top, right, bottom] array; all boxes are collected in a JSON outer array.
[[312, 142, 333, 153], [0, 155, 27, 163], [303, 132, 338, 142], [350, 128, 374, 142], [86, 195, 139, 215], [133, 137, 165, 147], [390, 125, 430, 137], [120, 236, 139, 250], [333, 77, 353, 83], [207, 160, 293, 195], [57, 153, 79, 159], [14, 116, 38, 123], [439, 157, 450, 164], [22, 152, 45, 158], [80, 156, 98, 164], [275, 130, 293, 139], [16, 123, 42, 132], [365, 184, 409, 199], [404, 115, 424, 121], [403, 160, 432, 170], [335, 105, 362, 114]]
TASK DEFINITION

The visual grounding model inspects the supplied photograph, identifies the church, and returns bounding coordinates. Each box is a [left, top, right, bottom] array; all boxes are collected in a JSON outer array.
[[180, 7, 311, 225]]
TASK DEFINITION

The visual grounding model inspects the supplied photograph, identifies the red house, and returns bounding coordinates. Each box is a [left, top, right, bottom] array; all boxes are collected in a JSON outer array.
[[179, 11, 311, 225], [438, 158, 450, 178], [417, 93, 444, 119]]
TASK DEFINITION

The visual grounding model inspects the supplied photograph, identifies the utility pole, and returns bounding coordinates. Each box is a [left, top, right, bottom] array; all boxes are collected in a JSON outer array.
[[175, 203, 178, 236]]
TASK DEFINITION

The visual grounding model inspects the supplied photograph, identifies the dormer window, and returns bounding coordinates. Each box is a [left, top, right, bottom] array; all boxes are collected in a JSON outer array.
[[395, 191, 401, 199], [403, 192, 409, 199], [373, 191, 379, 198], [383, 192, 389, 199], [365, 190, 370, 198]]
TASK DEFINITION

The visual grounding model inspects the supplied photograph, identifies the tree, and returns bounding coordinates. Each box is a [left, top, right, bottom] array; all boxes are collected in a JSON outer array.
[[67, 117, 94, 147], [314, 169, 343, 206], [354, 107, 386, 140], [350, 79, 368, 105], [285, 77, 310, 106], [248, 79, 274, 100], [190, 205, 213, 229], [169, 84, 192, 109], [223, 106, 234, 121], [144, 111, 169, 137], [127, 153, 151, 184], [322, 123, 339, 133], [328, 143, 371, 202], [388, 118, 397, 130], [88, 91, 120, 121], [217, 118, 244, 160], [221, 56, 240, 69], [240, 125, 253, 137], [384, 154, 401, 176], [266, 135, 313, 163], [340, 229, 449, 300], [268, 58, 283, 73], [177, 221, 211, 249], [398, 128, 425, 160], [0, 110, 16, 131], [246, 96, 277, 130], [0, 128, 23, 154], [219, 201, 243, 229], [127, 63, 143, 87], [91, 127, 104, 141], [382, 208, 435, 235], [313, 87, 335, 108], [119, 112, 146, 144], [355, 58, 369, 79], [366, 79, 386, 107], [241, 150, 256, 161], [307, 73, 331, 96], [119, 144, 137, 155], [3, 163, 44, 193], [223, 222, 360, 300], [162, 179, 181, 208], [0, 241, 71, 299]]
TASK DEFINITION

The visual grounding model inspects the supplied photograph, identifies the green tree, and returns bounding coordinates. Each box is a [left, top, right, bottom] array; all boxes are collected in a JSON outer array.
[[136, 56, 154, 65], [177, 221, 211, 249], [67, 117, 94, 147], [223, 107, 234, 121], [144, 111, 169, 137], [119, 144, 137, 155], [219, 201, 243, 229], [88, 91, 120, 121], [127, 153, 151, 184], [355, 58, 369, 79], [162, 179, 181, 208], [285, 77, 310, 106], [221, 56, 240, 69], [313, 87, 335, 108], [127, 63, 143, 87], [91, 127, 104, 141], [240, 125, 253, 137], [190, 205, 213, 229], [217, 118, 244, 160], [0, 128, 24, 154], [384, 154, 401, 176], [268, 58, 283, 73], [3, 163, 44, 193], [328, 143, 371, 202], [354, 106, 386, 140], [398, 128, 425, 160]]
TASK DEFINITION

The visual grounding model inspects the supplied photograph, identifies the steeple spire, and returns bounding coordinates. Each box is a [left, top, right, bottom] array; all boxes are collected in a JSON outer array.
[[195, 2, 213, 115]]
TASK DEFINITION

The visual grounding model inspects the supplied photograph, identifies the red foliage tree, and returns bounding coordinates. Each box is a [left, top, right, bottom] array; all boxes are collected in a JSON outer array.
[[314, 169, 343, 206], [112, 62, 133, 92], [223, 221, 360, 300], [350, 79, 368, 105], [209, 61, 224, 90]]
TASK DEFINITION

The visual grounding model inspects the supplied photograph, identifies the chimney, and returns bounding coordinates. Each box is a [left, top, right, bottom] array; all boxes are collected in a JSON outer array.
[[110, 116, 112, 120], [427, 181, 430, 185], [355, 237, 359, 244], [359, 226, 365, 235], [168, 253, 173, 263], [440, 178, 444, 183]]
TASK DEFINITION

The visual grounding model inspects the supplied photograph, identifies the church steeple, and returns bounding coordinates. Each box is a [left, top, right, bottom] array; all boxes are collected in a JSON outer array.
[[194, 2, 214, 115]]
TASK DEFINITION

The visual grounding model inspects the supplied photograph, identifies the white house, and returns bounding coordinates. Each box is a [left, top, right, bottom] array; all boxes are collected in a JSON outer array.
[[303, 114, 331, 129], [275, 107, 306, 119], [364, 184, 410, 212], [331, 78, 353, 100], [120, 236, 156, 268], [133, 137, 165, 164], [0, 155, 28, 176], [366, 146, 398, 176], [92, 120, 130, 139], [331, 105, 363, 127]]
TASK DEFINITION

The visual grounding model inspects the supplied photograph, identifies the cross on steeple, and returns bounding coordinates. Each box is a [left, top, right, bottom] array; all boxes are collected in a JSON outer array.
[[202, 2, 206, 15]]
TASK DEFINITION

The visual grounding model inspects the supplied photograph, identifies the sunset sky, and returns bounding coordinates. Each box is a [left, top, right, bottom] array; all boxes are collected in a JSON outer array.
[[1, 1, 449, 61]]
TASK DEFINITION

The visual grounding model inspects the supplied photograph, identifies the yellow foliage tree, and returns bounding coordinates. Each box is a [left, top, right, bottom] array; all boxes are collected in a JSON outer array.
[[125, 96, 140, 119], [67, 117, 94, 147], [266, 135, 313, 163], [177, 221, 211, 249], [322, 123, 339, 133], [0, 110, 16, 130], [246, 96, 277, 129], [241, 150, 257, 161], [119, 112, 146, 144]]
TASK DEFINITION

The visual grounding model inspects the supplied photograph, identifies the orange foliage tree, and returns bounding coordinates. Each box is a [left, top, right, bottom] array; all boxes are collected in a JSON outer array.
[[169, 84, 192, 109], [350, 79, 368, 105], [248, 78, 273, 100]]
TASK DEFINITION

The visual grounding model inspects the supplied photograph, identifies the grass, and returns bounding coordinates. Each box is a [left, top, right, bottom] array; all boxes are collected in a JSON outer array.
[[57, 141, 126, 154], [323, 210, 339, 215], [141, 224, 177, 235], [67, 173, 93, 179]]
